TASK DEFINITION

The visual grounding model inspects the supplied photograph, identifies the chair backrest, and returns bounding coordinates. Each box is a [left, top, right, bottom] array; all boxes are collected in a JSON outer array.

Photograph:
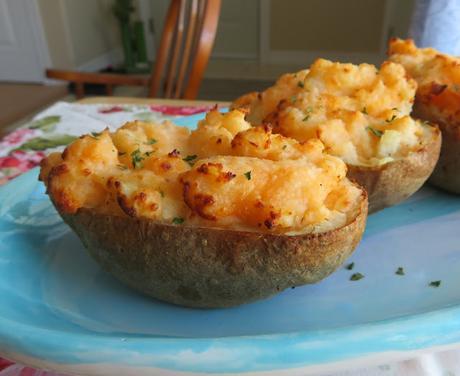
[[149, 0, 221, 100]]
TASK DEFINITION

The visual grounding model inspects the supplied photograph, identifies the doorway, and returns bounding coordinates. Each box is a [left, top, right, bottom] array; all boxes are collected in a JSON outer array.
[[0, 0, 50, 83]]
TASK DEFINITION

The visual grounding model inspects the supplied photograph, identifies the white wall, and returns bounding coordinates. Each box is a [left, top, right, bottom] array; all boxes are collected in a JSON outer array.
[[38, 0, 122, 70]]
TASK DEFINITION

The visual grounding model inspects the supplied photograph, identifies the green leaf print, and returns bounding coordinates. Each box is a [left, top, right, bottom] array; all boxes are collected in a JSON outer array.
[[15, 134, 77, 151], [28, 116, 61, 132], [134, 112, 156, 121]]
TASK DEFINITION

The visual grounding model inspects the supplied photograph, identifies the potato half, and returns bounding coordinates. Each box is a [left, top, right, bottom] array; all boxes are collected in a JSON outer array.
[[388, 38, 460, 194], [58, 190, 367, 308], [232, 58, 441, 212], [40, 123, 369, 308]]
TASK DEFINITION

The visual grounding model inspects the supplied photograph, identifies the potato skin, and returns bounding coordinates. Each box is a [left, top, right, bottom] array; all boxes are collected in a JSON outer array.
[[58, 192, 367, 308], [347, 126, 441, 213], [413, 101, 460, 194]]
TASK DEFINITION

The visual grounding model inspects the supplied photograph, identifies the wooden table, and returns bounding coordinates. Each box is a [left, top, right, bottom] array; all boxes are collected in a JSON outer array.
[[78, 96, 230, 107]]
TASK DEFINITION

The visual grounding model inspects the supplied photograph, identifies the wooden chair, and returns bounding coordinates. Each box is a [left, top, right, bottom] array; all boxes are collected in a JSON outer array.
[[46, 0, 221, 100]]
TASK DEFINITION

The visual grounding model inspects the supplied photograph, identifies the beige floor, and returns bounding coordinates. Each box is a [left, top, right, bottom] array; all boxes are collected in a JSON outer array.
[[0, 83, 68, 137]]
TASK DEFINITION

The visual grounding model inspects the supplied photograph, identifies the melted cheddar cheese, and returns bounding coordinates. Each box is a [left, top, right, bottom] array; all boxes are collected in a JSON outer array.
[[40, 116, 362, 234]]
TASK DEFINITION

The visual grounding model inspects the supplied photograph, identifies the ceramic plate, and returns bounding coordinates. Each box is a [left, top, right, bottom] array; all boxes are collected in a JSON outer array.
[[1, 114, 460, 375]]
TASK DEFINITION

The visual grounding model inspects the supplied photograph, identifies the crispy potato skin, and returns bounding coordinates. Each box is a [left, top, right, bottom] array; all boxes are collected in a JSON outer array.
[[414, 105, 460, 194], [413, 87, 460, 194], [59, 190, 367, 308], [347, 126, 441, 212]]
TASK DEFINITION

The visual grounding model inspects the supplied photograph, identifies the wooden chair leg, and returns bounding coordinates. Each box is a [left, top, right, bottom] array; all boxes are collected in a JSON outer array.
[[106, 84, 114, 96], [75, 82, 85, 99]]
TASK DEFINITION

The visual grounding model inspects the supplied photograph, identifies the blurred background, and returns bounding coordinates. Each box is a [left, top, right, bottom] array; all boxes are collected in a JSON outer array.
[[0, 0, 415, 133]]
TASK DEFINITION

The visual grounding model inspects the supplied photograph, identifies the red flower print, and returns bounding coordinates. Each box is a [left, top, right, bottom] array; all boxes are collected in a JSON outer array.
[[0, 150, 46, 183], [0, 128, 38, 149], [149, 105, 215, 116], [98, 105, 125, 114]]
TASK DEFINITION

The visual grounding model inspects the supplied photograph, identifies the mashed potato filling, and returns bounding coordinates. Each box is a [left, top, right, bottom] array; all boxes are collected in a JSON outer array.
[[40, 119, 362, 234], [232, 58, 428, 166], [389, 38, 460, 126]]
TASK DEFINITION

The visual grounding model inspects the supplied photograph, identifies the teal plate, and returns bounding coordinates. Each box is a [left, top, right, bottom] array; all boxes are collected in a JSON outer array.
[[1, 114, 460, 374]]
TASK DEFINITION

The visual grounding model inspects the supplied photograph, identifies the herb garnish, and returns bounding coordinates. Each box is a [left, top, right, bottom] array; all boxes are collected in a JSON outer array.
[[146, 138, 157, 145], [429, 280, 441, 288], [303, 107, 313, 121], [386, 114, 397, 123], [172, 217, 184, 224], [159, 190, 165, 198], [350, 273, 364, 281], [345, 262, 354, 270], [361, 107, 368, 115], [290, 95, 297, 104], [244, 171, 252, 180], [297, 81, 305, 88], [117, 164, 127, 170], [395, 267, 405, 276], [183, 154, 198, 166], [131, 149, 145, 168], [90, 131, 102, 139], [282, 145, 287, 150], [367, 127, 383, 137]]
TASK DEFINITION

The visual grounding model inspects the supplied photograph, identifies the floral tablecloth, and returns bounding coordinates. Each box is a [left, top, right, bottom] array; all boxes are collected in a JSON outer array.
[[0, 101, 213, 185]]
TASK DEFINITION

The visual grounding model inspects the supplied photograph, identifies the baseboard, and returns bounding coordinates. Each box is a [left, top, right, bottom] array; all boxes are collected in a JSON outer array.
[[77, 48, 124, 72]]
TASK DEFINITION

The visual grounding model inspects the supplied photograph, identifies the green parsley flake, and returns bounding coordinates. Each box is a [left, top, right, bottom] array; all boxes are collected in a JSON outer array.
[[146, 138, 157, 145], [290, 95, 297, 104], [244, 171, 252, 180], [303, 107, 313, 121], [172, 217, 184, 225], [350, 273, 364, 281], [159, 190, 165, 198], [429, 280, 441, 288], [183, 154, 198, 166], [345, 262, 354, 270], [131, 149, 145, 169], [90, 131, 102, 139], [361, 107, 368, 115], [367, 127, 383, 137], [386, 114, 397, 123], [282, 145, 287, 150], [395, 267, 405, 276], [117, 164, 127, 170], [297, 81, 305, 88]]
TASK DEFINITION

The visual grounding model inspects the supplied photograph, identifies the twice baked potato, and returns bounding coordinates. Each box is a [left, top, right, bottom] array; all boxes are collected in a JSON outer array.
[[40, 120, 368, 308], [389, 38, 460, 194], [232, 58, 441, 212]]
